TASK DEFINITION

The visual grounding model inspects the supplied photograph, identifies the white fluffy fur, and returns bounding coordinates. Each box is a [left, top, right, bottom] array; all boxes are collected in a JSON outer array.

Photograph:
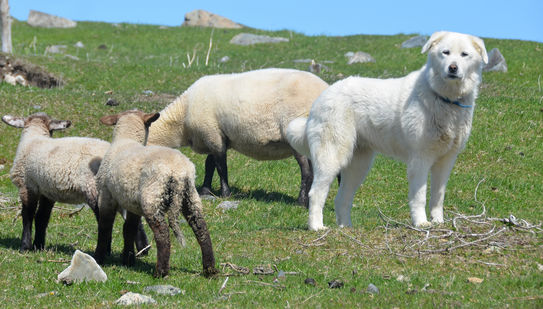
[[286, 31, 488, 230]]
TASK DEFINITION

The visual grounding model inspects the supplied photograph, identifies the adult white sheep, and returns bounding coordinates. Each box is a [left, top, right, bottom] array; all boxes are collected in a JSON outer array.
[[147, 68, 328, 206], [95, 110, 217, 278], [2, 112, 149, 252]]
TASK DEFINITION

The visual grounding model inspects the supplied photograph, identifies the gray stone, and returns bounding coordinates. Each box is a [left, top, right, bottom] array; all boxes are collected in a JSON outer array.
[[182, 10, 242, 29], [346, 51, 375, 64], [219, 56, 230, 63], [401, 35, 428, 48], [45, 45, 67, 54], [366, 283, 379, 294], [217, 201, 240, 211], [114, 292, 156, 306], [27, 10, 77, 28], [200, 194, 218, 201], [143, 285, 184, 296], [328, 279, 344, 288], [230, 33, 289, 46], [74, 41, 84, 48], [483, 48, 507, 72], [57, 250, 107, 284]]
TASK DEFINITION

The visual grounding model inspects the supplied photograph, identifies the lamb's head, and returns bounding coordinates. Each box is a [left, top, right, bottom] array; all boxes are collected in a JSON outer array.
[[2, 112, 71, 137], [100, 109, 160, 144]]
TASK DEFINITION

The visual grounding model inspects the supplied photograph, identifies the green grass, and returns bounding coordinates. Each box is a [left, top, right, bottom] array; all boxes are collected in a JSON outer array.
[[1, 20, 542, 307]]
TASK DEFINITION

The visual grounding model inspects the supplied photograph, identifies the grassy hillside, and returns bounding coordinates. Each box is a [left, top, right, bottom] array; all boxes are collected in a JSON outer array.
[[0, 20, 542, 307]]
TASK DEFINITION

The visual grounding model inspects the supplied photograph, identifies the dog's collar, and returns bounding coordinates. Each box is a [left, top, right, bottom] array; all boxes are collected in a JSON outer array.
[[435, 93, 473, 108]]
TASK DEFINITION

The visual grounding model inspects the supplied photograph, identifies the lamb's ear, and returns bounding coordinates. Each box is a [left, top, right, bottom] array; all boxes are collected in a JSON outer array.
[[2, 115, 26, 128], [48, 120, 71, 131], [143, 112, 160, 126], [471, 36, 488, 64], [421, 31, 447, 54], [100, 114, 120, 126]]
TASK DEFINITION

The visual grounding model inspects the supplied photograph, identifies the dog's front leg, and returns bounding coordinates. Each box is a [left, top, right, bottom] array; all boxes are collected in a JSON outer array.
[[429, 153, 458, 224], [407, 159, 431, 228]]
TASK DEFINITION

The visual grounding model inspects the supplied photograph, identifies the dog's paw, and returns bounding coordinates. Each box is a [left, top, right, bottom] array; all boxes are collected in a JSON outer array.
[[308, 224, 328, 231], [431, 218, 444, 225]]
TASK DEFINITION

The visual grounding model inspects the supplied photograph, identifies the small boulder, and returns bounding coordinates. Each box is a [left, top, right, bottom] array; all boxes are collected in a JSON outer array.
[[27, 10, 77, 28], [217, 201, 240, 211], [230, 33, 289, 46], [74, 41, 85, 48], [57, 250, 107, 284], [143, 285, 184, 296], [182, 10, 242, 29], [366, 283, 380, 294], [345, 51, 375, 64], [114, 292, 156, 305], [328, 279, 344, 289], [483, 48, 507, 72], [401, 35, 428, 48]]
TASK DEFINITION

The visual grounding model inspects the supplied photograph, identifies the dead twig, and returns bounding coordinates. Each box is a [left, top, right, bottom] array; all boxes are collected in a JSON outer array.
[[218, 276, 229, 295], [135, 244, 151, 257]]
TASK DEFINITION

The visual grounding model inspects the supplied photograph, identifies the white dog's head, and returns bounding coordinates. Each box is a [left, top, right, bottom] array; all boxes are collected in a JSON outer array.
[[422, 31, 488, 98]]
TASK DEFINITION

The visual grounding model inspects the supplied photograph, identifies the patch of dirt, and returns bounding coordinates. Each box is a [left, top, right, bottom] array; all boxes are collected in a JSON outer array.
[[0, 54, 62, 88]]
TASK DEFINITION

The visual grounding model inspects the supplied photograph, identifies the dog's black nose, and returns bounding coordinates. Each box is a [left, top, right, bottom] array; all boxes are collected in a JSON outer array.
[[448, 64, 458, 74]]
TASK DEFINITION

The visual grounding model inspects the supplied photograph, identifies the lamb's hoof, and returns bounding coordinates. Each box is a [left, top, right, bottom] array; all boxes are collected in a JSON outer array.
[[414, 221, 432, 229], [203, 266, 220, 278], [198, 186, 214, 197]]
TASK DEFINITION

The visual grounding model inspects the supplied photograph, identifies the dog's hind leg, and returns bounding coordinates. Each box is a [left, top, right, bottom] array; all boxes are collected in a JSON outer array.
[[335, 149, 375, 228], [429, 152, 458, 224]]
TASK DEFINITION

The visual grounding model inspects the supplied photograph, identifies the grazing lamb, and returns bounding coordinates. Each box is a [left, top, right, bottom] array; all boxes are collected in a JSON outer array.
[[147, 68, 328, 206], [95, 110, 217, 278], [2, 113, 149, 252]]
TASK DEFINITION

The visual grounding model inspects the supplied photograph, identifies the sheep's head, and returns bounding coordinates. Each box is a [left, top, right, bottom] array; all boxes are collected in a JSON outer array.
[[100, 109, 160, 128], [2, 113, 71, 136]]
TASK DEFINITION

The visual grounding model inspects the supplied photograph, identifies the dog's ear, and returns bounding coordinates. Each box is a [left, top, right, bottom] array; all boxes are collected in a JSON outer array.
[[421, 31, 447, 54], [470, 36, 488, 64]]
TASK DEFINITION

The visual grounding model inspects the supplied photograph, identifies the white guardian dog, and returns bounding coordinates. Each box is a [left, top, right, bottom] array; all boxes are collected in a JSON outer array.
[[287, 31, 488, 230]]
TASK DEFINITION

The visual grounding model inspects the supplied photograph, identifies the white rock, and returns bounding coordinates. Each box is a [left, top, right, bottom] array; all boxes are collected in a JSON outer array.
[[182, 10, 242, 29], [484, 48, 507, 72], [346, 51, 375, 64], [74, 41, 85, 48], [115, 292, 156, 305], [230, 33, 289, 46], [45, 45, 67, 54], [401, 35, 428, 48], [57, 250, 107, 284], [27, 10, 77, 28]]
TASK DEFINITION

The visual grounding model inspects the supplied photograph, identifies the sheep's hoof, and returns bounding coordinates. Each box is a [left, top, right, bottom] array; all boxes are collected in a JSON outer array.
[[122, 251, 136, 267], [203, 266, 219, 278], [198, 186, 214, 197]]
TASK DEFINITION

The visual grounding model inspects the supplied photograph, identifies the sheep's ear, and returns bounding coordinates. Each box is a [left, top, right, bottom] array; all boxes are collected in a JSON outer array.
[[2, 115, 26, 128], [421, 31, 447, 54], [100, 114, 119, 126], [49, 120, 71, 131], [471, 36, 488, 64], [143, 112, 160, 126]]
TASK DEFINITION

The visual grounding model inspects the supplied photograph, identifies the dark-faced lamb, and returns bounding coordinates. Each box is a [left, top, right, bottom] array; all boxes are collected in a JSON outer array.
[[2, 113, 149, 252], [94, 110, 217, 278], [147, 68, 328, 206]]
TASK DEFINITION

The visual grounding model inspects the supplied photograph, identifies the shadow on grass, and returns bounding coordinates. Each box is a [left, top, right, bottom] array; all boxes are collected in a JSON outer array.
[[199, 185, 300, 205]]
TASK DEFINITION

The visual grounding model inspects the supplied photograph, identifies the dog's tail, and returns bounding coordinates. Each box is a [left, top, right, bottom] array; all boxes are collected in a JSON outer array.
[[286, 117, 310, 157]]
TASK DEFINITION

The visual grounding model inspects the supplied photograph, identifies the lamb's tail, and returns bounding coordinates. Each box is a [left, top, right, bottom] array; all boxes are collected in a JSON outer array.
[[164, 176, 187, 247], [286, 117, 310, 157]]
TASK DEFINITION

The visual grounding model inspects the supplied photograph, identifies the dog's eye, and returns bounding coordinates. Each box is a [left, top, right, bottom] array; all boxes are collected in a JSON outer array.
[[442, 50, 450, 55], [461, 52, 469, 57]]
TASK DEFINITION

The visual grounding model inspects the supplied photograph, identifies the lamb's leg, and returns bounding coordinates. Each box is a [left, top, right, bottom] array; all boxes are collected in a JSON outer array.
[[213, 152, 231, 197], [20, 188, 38, 251], [199, 155, 216, 196], [182, 183, 218, 277], [135, 219, 150, 256], [293, 152, 312, 207], [122, 212, 140, 267], [94, 194, 117, 264], [145, 214, 171, 278], [33, 196, 55, 250]]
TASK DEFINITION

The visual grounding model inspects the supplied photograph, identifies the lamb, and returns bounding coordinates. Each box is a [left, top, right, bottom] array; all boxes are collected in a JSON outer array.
[[94, 110, 217, 278], [2, 112, 149, 252], [147, 68, 328, 206]]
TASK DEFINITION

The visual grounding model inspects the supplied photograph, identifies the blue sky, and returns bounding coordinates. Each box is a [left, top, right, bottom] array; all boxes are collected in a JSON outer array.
[[9, 0, 543, 43]]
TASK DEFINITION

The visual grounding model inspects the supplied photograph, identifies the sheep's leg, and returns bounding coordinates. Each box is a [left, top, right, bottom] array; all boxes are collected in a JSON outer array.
[[135, 219, 150, 256], [122, 212, 140, 267], [182, 184, 218, 277], [199, 155, 216, 196], [293, 152, 313, 207], [33, 196, 55, 250], [145, 214, 171, 278], [20, 188, 38, 251], [94, 194, 117, 264], [213, 152, 231, 197]]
